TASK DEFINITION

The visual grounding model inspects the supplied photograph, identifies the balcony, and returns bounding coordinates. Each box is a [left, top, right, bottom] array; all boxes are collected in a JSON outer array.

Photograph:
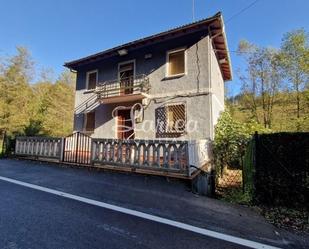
[[95, 74, 150, 104]]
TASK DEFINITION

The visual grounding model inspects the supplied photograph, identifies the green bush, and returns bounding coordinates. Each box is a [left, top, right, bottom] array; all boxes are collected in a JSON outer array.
[[214, 111, 271, 203], [221, 188, 253, 205], [243, 139, 254, 198], [214, 111, 271, 171], [213, 111, 250, 173]]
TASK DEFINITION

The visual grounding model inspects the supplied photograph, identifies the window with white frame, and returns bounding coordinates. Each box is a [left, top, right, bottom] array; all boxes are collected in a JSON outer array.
[[86, 70, 98, 90], [166, 49, 185, 77]]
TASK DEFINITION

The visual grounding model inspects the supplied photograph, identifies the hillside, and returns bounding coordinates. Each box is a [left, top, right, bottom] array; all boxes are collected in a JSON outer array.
[[228, 91, 309, 132]]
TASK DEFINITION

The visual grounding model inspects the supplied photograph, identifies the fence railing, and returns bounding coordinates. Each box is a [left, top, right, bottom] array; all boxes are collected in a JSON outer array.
[[95, 74, 150, 99], [14, 134, 213, 178], [15, 136, 63, 159], [92, 138, 190, 175]]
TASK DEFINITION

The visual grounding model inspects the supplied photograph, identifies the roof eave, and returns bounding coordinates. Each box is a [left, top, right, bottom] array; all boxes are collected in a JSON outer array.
[[64, 13, 221, 69], [64, 12, 232, 81], [219, 16, 233, 81]]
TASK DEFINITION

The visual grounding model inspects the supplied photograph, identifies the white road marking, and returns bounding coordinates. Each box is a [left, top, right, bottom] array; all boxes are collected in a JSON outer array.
[[0, 176, 281, 249]]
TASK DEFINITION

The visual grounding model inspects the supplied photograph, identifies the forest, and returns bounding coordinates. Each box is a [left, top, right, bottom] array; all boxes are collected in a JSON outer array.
[[227, 29, 309, 132], [0, 47, 75, 137]]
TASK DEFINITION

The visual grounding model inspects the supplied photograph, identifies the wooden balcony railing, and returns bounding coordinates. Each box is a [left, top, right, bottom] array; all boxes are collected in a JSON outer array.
[[95, 74, 150, 99]]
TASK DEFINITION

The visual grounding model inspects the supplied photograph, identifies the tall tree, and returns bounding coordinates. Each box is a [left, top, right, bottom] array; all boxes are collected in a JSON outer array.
[[280, 29, 309, 129], [0, 47, 75, 136], [44, 70, 75, 136], [0, 47, 34, 134], [238, 40, 282, 129]]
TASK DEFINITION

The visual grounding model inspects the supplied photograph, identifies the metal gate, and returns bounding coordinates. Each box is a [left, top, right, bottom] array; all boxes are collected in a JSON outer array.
[[63, 132, 92, 164]]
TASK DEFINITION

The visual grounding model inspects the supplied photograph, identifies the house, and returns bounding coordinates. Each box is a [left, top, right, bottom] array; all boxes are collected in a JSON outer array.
[[64, 12, 232, 180]]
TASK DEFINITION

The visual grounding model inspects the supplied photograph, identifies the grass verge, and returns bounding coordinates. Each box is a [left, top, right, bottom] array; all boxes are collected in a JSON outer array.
[[217, 188, 308, 234]]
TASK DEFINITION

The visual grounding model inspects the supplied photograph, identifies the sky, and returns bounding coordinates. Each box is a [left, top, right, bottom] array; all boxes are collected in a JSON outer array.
[[0, 0, 308, 95]]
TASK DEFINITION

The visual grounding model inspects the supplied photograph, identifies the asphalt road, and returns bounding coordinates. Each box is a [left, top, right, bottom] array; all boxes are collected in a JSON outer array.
[[0, 159, 308, 249], [0, 180, 248, 249]]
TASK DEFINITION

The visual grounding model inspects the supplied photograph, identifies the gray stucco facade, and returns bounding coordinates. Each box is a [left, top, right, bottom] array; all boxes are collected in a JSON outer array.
[[63, 12, 232, 180], [73, 31, 225, 141], [74, 22, 229, 144]]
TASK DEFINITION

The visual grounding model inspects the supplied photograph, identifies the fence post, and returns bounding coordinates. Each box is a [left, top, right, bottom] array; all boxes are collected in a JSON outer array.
[[252, 131, 258, 201], [60, 137, 65, 162], [253, 131, 258, 170], [5, 131, 11, 157], [0, 131, 5, 157], [242, 154, 245, 194], [185, 142, 191, 177], [75, 132, 80, 164], [90, 139, 94, 165]]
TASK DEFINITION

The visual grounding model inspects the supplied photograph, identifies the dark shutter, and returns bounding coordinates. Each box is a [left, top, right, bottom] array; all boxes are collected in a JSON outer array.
[[85, 112, 95, 131]]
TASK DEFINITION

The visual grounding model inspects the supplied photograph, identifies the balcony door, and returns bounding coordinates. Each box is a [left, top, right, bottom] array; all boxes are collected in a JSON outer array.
[[117, 109, 134, 139], [119, 61, 134, 96]]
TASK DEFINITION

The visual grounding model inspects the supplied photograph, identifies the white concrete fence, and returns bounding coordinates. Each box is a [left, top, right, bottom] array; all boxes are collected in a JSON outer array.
[[15, 134, 212, 178]]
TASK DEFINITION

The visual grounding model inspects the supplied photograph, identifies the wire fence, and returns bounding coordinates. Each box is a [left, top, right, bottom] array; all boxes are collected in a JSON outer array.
[[216, 165, 244, 198], [252, 132, 309, 207], [216, 132, 309, 207]]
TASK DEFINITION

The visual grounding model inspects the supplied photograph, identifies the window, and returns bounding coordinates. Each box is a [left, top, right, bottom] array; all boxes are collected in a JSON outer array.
[[167, 49, 185, 77], [84, 112, 95, 132], [155, 103, 186, 137], [86, 70, 98, 90], [166, 104, 186, 133]]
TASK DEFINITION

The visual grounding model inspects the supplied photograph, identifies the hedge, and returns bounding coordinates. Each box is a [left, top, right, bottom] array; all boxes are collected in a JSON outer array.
[[251, 132, 309, 207]]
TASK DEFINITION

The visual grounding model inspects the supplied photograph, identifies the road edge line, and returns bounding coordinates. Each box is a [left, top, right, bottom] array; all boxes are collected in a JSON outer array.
[[0, 176, 281, 249]]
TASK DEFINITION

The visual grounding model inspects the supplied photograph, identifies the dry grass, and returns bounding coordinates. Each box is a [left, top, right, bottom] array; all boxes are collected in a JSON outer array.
[[217, 168, 243, 188]]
